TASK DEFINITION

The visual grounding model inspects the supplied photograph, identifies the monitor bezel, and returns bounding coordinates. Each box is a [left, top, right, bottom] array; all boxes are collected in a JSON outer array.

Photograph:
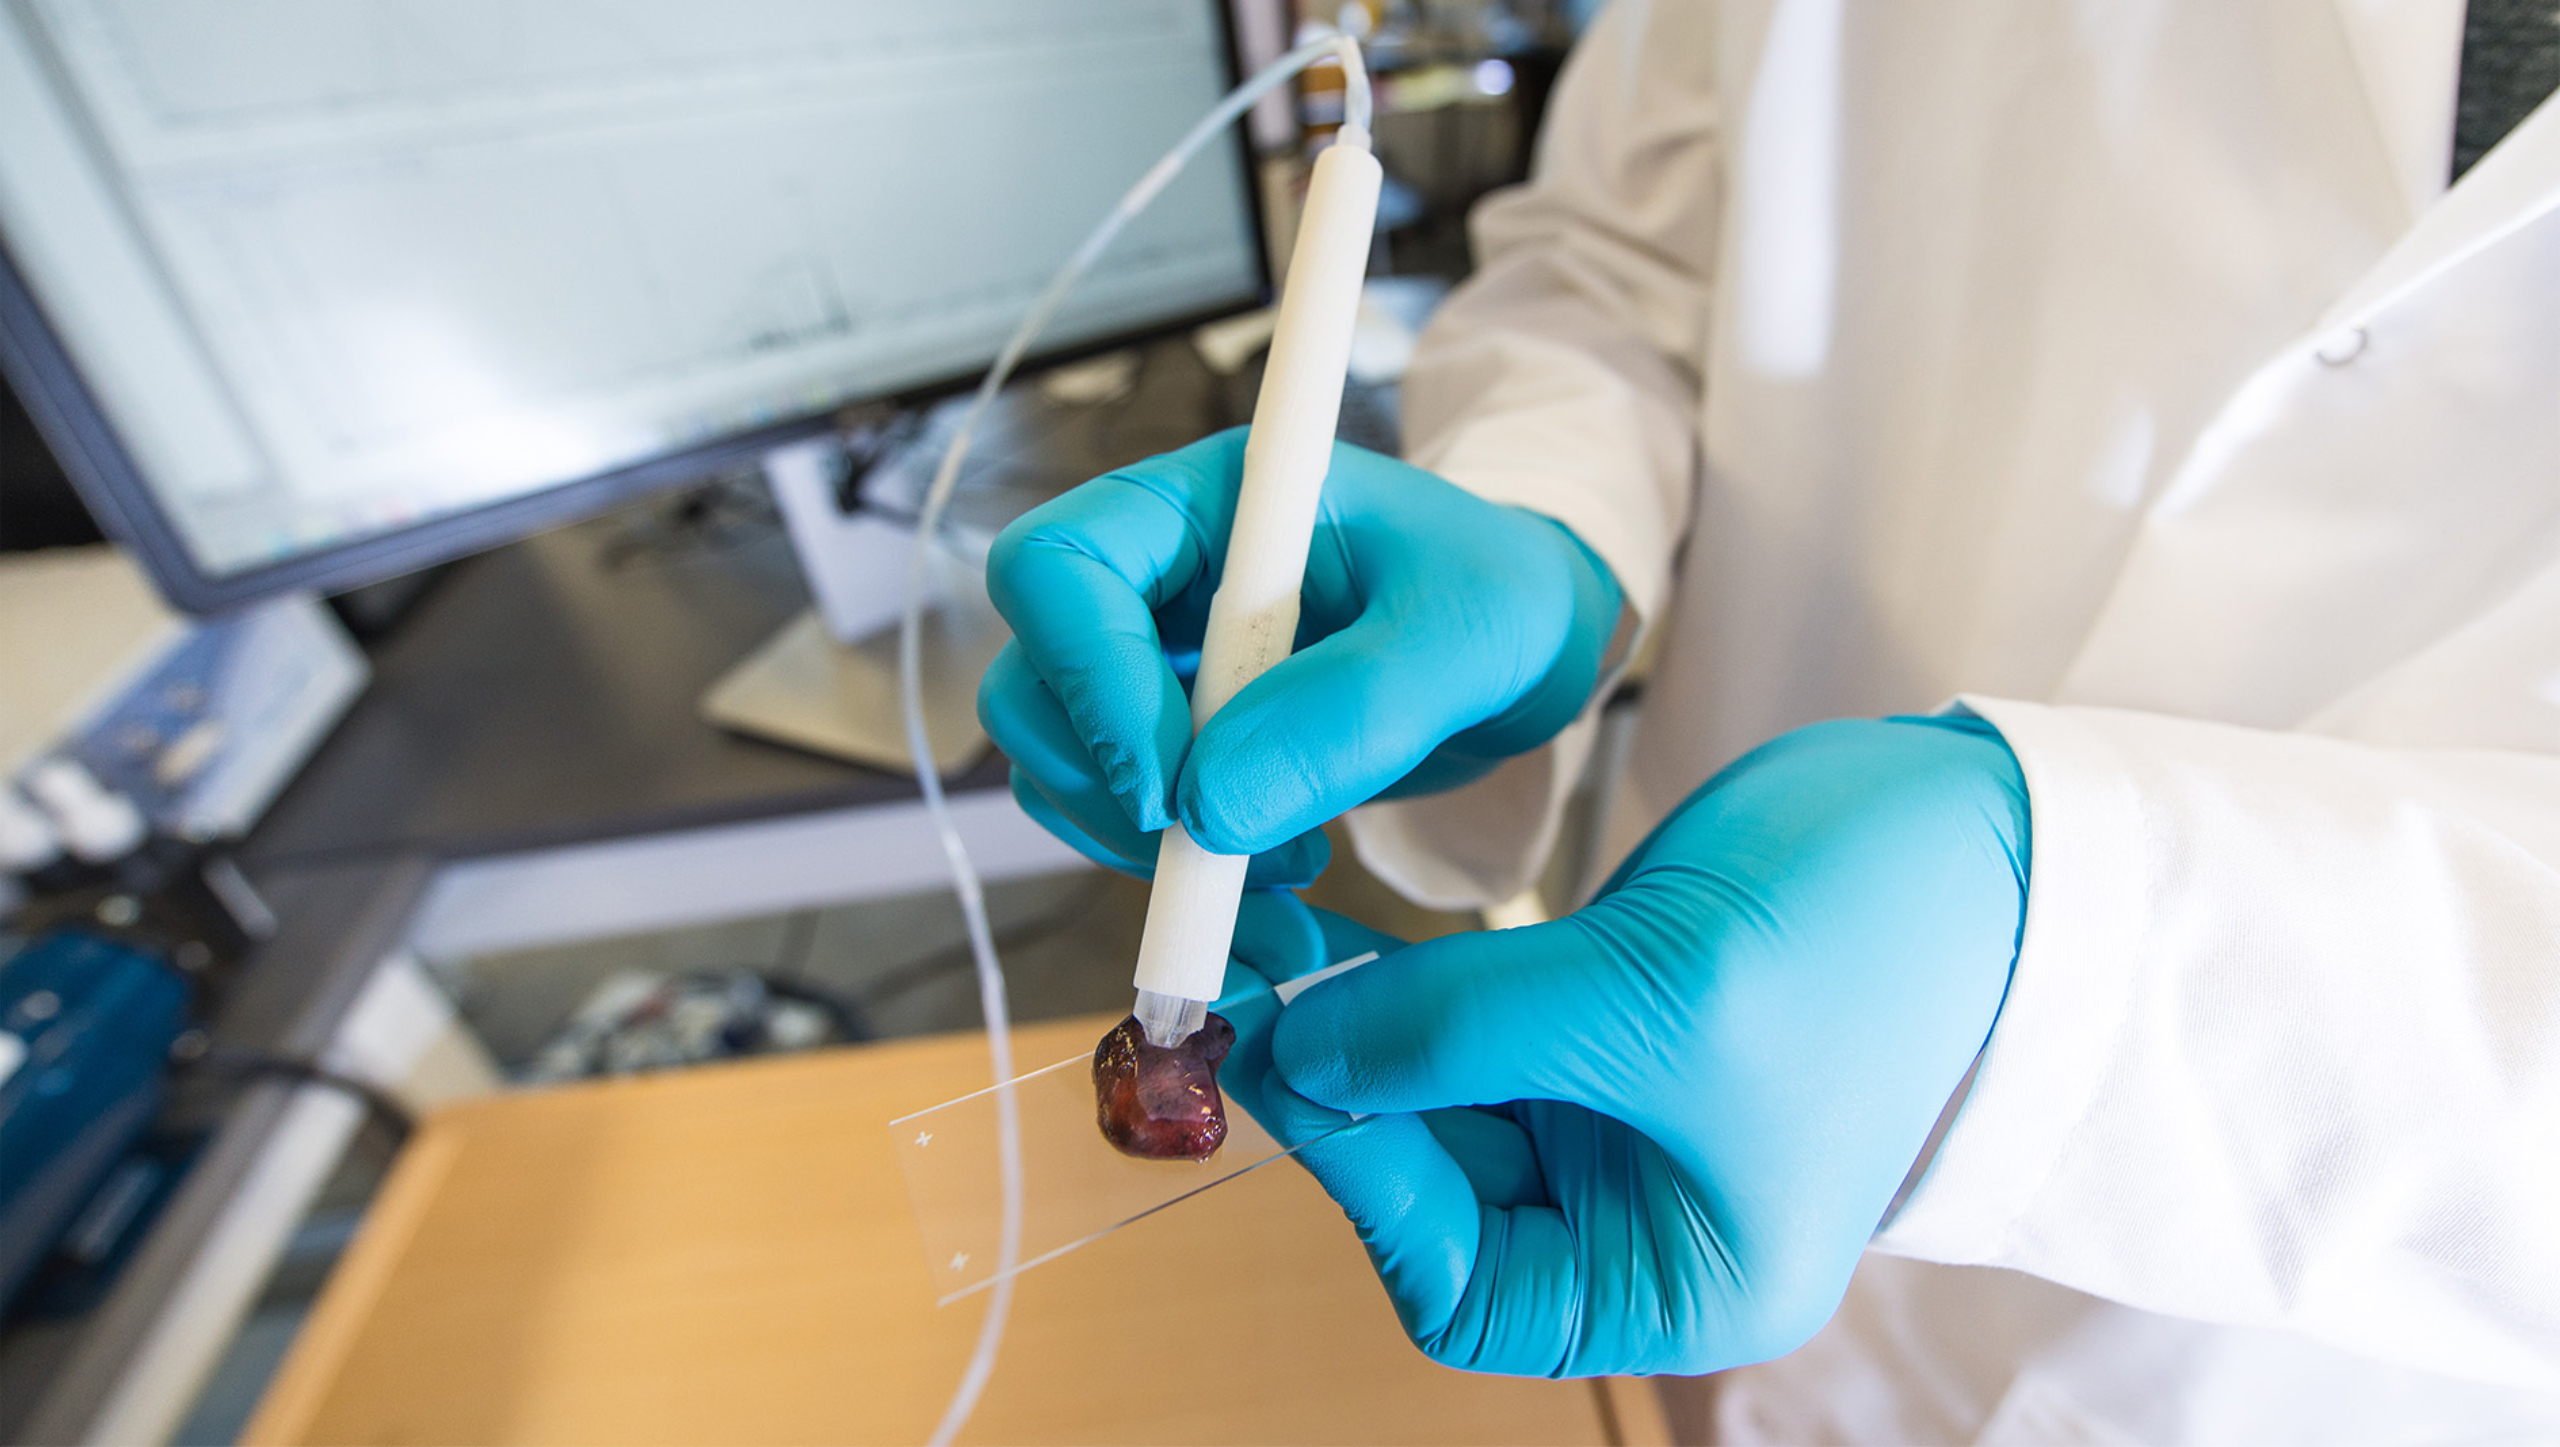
[[0, 1, 1275, 617]]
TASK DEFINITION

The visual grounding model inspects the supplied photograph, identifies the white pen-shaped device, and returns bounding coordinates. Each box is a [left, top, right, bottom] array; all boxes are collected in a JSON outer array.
[[1129, 132, 1382, 1048]]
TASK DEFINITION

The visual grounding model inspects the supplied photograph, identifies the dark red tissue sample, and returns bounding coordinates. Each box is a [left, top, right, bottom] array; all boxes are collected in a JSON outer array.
[[1092, 1012, 1236, 1162]]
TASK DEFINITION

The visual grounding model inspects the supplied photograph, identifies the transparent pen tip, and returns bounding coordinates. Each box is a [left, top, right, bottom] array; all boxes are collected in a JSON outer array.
[[1133, 988, 1207, 1048]]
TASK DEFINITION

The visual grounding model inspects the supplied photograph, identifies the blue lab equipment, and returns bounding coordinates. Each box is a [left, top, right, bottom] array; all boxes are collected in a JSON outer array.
[[0, 933, 188, 1313]]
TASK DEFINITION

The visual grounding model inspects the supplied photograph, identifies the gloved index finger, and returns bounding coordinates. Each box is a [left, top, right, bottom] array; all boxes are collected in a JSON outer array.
[[1256, 1077, 1480, 1354], [984, 432, 1248, 832]]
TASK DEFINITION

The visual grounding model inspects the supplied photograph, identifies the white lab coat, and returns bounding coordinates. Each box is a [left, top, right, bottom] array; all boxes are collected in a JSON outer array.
[[1347, 0, 2560, 1439]]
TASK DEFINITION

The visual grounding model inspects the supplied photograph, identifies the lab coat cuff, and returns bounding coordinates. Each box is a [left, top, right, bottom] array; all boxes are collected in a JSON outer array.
[[1430, 461, 1671, 632], [1870, 695, 2149, 1265]]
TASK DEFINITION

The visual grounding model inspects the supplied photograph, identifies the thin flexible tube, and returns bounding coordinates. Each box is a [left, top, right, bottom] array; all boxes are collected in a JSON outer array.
[[903, 33, 1369, 1447]]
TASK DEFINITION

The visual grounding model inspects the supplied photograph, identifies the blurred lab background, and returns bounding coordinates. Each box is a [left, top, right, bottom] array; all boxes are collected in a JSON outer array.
[[0, 3, 1665, 1445]]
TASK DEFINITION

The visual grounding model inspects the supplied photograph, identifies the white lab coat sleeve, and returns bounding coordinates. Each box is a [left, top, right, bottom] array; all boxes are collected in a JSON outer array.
[[1875, 697, 2560, 1391], [1397, 0, 1718, 625], [1348, 0, 1720, 909]]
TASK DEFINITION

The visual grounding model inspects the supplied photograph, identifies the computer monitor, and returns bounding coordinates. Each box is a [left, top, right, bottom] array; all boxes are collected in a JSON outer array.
[[0, 1, 1269, 614]]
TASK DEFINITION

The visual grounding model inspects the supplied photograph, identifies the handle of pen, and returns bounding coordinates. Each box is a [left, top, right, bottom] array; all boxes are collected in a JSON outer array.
[[1129, 140, 1383, 1010]]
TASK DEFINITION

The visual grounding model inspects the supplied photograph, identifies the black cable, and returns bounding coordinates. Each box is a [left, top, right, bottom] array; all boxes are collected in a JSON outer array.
[[173, 1044, 416, 1144]]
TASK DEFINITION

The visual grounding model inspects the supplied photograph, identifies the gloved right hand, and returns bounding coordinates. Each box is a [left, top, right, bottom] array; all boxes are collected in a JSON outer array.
[[977, 428, 1622, 885], [1224, 715, 2030, 1378]]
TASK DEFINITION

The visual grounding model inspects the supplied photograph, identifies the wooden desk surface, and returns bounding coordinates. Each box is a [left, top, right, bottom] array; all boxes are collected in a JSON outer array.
[[246, 1016, 1667, 1446]]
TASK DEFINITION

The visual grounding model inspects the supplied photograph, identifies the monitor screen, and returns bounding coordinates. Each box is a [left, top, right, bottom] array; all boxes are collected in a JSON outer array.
[[0, 1, 1265, 610]]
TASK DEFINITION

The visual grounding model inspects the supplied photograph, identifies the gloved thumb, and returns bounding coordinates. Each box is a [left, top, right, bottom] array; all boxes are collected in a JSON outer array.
[[1269, 919, 1583, 1117], [1255, 1070, 1479, 1351]]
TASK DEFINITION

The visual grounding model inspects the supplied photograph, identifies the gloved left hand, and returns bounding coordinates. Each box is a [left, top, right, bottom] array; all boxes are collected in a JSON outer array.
[[977, 430, 1623, 888], [1217, 714, 2031, 1378]]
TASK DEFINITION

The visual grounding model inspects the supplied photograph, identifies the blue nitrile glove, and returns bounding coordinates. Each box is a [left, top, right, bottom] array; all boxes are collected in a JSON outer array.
[[978, 428, 1621, 887], [1225, 715, 2030, 1378]]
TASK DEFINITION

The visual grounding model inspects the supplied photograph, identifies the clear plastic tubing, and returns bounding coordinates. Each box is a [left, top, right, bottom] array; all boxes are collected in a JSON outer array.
[[900, 33, 1371, 1447]]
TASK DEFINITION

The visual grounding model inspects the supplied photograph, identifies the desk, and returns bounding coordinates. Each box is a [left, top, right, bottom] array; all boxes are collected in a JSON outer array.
[[244, 1015, 1667, 1446]]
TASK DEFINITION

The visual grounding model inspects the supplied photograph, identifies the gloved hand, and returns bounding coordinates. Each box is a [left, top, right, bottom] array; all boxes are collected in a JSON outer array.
[[1223, 715, 2030, 1378], [978, 428, 1622, 887]]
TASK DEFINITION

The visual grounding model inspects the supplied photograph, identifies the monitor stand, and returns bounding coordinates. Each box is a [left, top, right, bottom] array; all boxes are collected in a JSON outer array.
[[700, 434, 1004, 776]]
